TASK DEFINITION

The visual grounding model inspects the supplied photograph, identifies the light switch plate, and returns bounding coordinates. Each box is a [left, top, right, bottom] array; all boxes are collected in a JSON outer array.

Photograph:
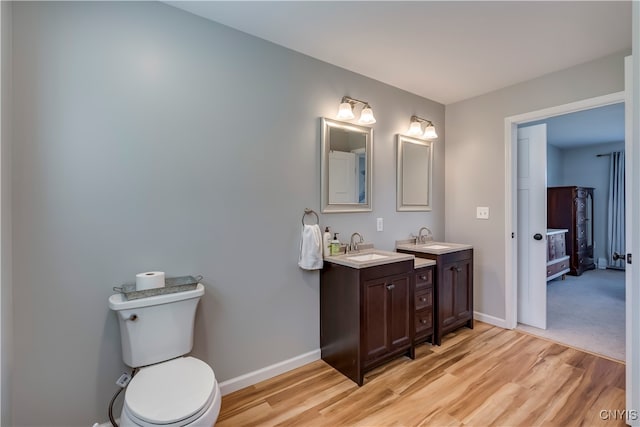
[[476, 207, 490, 220], [376, 217, 384, 231]]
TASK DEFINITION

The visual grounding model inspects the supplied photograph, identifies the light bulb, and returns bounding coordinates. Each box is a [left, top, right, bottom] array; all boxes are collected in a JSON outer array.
[[359, 106, 376, 124], [337, 102, 355, 120]]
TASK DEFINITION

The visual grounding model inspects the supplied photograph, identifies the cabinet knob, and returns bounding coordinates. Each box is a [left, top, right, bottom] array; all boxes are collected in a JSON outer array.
[[420, 275, 427, 281], [421, 319, 428, 324], [451, 266, 462, 273], [420, 297, 427, 302], [386, 284, 395, 291]]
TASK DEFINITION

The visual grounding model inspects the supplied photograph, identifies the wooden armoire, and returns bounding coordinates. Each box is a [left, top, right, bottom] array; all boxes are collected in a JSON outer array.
[[547, 186, 595, 276]]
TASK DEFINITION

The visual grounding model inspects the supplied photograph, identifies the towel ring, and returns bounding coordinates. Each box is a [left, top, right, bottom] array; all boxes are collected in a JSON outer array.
[[302, 208, 319, 226]]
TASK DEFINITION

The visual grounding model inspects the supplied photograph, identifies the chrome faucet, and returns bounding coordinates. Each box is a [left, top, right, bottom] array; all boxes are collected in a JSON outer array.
[[417, 227, 433, 244], [349, 232, 364, 252]]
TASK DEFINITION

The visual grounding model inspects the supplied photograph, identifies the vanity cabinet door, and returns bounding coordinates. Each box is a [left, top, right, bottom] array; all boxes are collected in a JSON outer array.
[[363, 278, 389, 362], [440, 258, 472, 326], [439, 264, 457, 328], [388, 275, 411, 349], [435, 250, 474, 345], [363, 274, 411, 363], [452, 258, 472, 321]]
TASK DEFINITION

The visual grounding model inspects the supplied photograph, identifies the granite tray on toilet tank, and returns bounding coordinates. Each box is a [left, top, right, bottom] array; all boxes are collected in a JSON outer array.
[[113, 275, 202, 300]]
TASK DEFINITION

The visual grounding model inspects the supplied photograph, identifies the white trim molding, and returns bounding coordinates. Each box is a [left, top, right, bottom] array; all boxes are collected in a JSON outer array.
[[474, 311, 508, 329], [219, 349, 320, 396]]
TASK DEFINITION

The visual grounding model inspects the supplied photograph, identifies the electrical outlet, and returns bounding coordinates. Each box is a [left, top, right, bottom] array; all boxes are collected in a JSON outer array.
[[476, 207, 490, 220], [376, 217, 384, 231]]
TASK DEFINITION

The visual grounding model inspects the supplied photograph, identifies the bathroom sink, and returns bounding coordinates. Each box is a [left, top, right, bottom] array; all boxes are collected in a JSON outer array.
[[347, 253, 389, 262], [421, 244, 451, 250]]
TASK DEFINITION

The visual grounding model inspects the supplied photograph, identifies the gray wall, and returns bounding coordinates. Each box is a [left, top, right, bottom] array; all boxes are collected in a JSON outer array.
[[445, 50, 628, 321], [1, 1, 12, 425], [547, 144, 563, 187], [559, 141, 625, 262], [9, 2, 444, 425]]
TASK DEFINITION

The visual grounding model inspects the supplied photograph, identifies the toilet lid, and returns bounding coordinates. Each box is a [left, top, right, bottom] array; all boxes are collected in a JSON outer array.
[[125, 357, 216, 425]]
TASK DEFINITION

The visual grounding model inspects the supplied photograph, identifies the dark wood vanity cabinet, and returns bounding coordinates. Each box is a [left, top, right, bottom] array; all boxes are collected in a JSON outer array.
[[413, 265, 434, 345], [320, 260, 414, 386], [398, 248, 474, 346], [547, 186, 595, 276]]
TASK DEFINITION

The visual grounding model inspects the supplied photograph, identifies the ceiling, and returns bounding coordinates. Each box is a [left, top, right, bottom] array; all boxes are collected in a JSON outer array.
[[166, 1, 632, 105], [520, 103, 625, 149]]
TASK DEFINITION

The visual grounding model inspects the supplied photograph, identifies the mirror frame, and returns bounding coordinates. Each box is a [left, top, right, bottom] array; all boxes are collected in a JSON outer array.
[[321, 117, 373, 213], [396, 134, 433, 212]]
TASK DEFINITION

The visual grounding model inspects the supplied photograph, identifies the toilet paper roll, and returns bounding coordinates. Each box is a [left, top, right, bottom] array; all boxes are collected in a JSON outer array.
[[136, 271, 165, 290]]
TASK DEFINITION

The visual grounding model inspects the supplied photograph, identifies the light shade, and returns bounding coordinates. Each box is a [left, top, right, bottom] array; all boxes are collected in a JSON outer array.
[[337, 102, 355, 120], [423, 125, 438, 139], [359, 106, 376, 124], [407, 121, 423, 136], [407, 115, 438, 140]]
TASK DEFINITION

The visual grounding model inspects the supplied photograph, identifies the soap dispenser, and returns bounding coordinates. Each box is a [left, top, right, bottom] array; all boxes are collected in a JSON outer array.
[[330, 233, 341, 256], [323, 227, 331, 257]]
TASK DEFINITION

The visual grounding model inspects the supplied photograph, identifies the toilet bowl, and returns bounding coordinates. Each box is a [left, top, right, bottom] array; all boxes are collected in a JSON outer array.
[[119, 357, 221, 427]]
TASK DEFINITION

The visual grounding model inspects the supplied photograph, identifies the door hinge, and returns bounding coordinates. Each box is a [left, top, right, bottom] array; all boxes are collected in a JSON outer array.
[[512, 232, 515, 239], [628, 253, 632, 264]]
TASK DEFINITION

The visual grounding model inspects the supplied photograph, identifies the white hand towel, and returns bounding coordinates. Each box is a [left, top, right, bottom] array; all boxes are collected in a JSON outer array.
[[298, 224, 323, 270]]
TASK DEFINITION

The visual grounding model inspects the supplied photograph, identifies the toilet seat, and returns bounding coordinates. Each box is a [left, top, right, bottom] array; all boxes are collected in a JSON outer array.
[[123, 357, 217, 427]]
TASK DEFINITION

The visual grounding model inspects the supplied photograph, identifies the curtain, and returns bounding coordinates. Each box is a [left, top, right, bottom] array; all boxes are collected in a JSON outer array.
[[607, 151, 625, 269]]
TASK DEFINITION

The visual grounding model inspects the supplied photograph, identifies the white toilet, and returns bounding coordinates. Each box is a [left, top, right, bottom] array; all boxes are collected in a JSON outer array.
[[109, 284, 221, 426]]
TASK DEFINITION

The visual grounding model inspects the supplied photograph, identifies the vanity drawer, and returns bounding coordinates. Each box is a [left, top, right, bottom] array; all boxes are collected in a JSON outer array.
[[415, 287, 433, 310], [415, 309, 433, 335], [415, 268, 433, 289]]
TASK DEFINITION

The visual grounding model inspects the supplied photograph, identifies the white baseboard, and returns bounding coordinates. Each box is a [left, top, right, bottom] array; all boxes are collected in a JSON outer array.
[[218, 349, 321, 396], [474, 311, 508, 329]]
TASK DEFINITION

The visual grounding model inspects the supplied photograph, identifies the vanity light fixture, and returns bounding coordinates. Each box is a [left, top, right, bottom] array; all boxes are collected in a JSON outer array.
[[407, 115, 438, 140], [336, 96, 377, 124]]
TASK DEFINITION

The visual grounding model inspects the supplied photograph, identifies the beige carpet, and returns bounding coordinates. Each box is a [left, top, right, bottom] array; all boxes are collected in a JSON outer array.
[[517, 268, 625, 361]]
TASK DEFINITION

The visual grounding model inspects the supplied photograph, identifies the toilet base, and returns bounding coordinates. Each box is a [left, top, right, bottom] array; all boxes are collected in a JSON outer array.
[[120, 381, 221, 427]]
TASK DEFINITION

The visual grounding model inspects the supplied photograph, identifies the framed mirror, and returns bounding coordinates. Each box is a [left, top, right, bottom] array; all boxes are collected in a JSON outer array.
[[321, 118, 373, 213], [397, 134, 433, 211]]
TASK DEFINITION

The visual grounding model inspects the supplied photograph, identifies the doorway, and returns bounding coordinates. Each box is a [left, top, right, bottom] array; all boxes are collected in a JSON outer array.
[[504, 91, 626, 330], [516, 103, 626, 360]]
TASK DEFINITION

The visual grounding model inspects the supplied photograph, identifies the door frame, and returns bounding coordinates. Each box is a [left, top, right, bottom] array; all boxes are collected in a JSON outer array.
[[504, 90, 625, 330]]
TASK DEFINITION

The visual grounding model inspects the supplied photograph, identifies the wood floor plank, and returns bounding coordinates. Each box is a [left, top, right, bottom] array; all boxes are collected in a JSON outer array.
[[218, 323, 626, 426]]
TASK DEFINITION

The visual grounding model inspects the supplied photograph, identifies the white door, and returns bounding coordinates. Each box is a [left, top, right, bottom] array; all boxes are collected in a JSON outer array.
[[517, 124, 547, 329], [328, 151, 357, 203], [624, 55, 639, 425]]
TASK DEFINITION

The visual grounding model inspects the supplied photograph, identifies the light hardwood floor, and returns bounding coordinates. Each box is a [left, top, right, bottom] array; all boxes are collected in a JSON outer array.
[[218, 322, 626, 426]]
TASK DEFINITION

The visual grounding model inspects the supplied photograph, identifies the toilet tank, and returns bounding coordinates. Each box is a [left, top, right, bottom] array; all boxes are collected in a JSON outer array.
[[108, 284, 205, 367]]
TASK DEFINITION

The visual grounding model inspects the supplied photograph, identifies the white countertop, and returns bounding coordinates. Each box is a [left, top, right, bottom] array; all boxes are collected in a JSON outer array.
[[396, 240, 473, 255], [414, 258, 436, 268], [324, 248, 414, 269]]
